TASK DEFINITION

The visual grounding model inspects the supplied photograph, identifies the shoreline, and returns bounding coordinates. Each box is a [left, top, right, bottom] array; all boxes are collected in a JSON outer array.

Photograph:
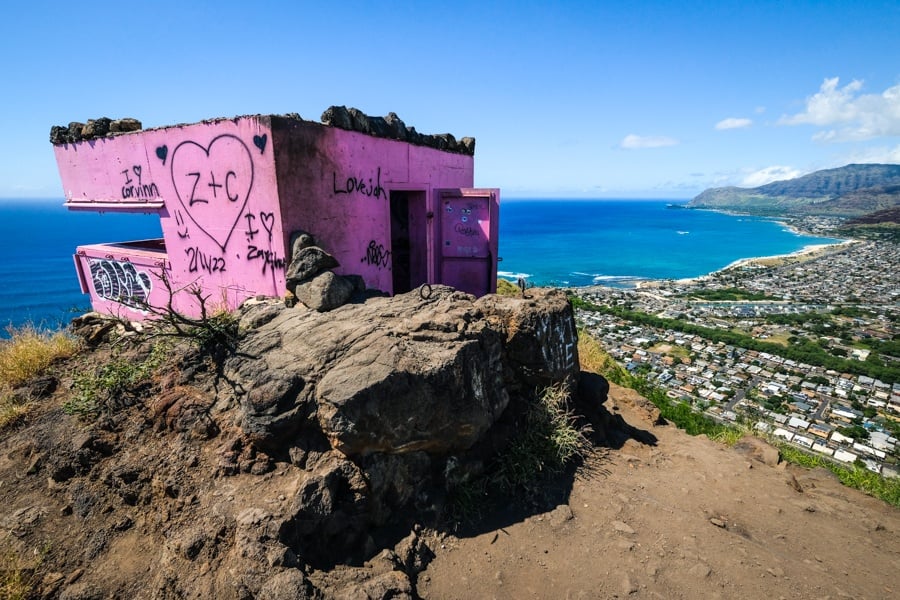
[[504, 204, 858, 292], [602, 238, 856, 291], [511, 236, 858, 292], [663, 239, 859, 286]]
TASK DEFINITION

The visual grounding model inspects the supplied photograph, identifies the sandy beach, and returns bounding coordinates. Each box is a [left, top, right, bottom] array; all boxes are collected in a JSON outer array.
[[633, 239, 859, 288]]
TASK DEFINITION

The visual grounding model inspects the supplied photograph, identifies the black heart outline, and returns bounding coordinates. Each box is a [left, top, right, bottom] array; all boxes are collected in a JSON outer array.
[[170, 134, 255, 252], [260, 211, 275, 240]]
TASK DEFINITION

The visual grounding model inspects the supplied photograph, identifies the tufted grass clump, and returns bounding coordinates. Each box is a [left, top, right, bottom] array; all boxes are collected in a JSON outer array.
[[577, 327, 624, 376], [495, 278, 521, 297], [0, 539, 49, 600], [446, 381, 593, 526], [493, 381, 592, 492], [0, 326, 78, 389], [0, 326, 78, 430]]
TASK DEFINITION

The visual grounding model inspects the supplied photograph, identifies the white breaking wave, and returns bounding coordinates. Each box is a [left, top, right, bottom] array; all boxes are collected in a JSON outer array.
[[498, 271, 532, 280]]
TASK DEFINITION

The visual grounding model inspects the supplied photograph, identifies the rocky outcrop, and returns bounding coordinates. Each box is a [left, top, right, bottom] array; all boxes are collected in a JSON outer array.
[[218, 286, 578, 573], [229, 286, 577, 458], [284, 229, 366, 312], [49, 106, 477, 155], [320, 106, 476, 155], [2, 285, 579, 599], [49, 118, 142, 144]]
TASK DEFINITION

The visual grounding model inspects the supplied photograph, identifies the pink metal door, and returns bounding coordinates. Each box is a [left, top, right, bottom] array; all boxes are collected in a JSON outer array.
[[436, 188, 499, 296]]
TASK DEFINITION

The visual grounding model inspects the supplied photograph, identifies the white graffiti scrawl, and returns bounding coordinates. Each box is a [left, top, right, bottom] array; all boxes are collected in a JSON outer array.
[[89, 259, 152, 307]]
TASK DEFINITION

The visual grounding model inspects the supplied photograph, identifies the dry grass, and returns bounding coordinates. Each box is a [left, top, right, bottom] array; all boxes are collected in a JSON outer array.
[[0, 326, 79, 430], [496, 278, 521, 297], [0, 326, 78, 389], [0, 539, 47, 600], [0, 400, 31, 431], [577, 329, 623, 376]]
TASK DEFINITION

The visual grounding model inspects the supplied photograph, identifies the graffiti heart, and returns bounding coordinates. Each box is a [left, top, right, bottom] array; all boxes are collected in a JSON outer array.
[[170, 134, 255, 252], [253, 134, 267, 154]]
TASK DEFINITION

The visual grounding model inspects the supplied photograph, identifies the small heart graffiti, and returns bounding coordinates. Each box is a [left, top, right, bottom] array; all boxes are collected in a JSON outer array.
[[253, 134, 267, 154], [156, 145, 168, 165], [260, 211, 275, 240]]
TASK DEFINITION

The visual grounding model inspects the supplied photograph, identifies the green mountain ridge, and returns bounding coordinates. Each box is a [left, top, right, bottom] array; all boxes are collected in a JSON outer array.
[[689, 163, 900, 218]]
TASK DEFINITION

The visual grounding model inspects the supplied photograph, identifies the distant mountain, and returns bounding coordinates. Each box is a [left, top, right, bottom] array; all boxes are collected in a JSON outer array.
[[688, 164, 900, 217]]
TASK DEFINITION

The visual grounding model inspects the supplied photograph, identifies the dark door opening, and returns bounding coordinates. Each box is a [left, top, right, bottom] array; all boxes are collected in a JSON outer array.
[[390, 190, 427, 294]]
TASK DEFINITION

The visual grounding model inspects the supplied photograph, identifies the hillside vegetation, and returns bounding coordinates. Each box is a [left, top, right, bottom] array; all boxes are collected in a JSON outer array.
[[689, 163, 900, 217]]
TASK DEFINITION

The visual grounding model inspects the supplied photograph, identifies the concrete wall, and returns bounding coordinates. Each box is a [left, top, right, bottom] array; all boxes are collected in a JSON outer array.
[[54, 114, 494, 319], [56, 117, 282, 318], [269, 117, 476, 294]]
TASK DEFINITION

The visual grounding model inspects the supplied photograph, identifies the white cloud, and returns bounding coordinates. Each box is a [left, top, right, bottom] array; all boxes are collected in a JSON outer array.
[[619, 134, 679, 149], [780, 77, 900, 141], [842, 143, 900, 164], [741, 165, 804, 187], [715, 117, 752, 130]]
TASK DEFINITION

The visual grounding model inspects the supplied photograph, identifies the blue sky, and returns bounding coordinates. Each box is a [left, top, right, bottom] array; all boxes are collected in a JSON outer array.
[[2, 0, 898, 199]]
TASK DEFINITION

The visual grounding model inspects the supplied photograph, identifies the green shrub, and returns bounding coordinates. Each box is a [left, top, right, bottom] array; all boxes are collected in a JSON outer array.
[[64, 343, 167, 418]]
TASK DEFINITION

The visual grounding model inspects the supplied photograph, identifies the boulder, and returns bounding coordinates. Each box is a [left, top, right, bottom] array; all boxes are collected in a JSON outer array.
[[285, 246, 340, 285], [293, 271, 356, 312], [279, 452, 369, 568], [475, 288, 580, 390], [223, 285, 580, 547], [228, 286, 578, 457]]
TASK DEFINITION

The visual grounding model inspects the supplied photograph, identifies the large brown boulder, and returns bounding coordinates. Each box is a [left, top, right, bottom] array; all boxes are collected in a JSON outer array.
[[227, 286, 578, 458], [220, 285, 579, 565]]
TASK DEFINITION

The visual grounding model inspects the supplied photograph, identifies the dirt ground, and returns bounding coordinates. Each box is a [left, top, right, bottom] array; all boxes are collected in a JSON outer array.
[[1, 339, 898, 599], [418, 382, 900, 600]]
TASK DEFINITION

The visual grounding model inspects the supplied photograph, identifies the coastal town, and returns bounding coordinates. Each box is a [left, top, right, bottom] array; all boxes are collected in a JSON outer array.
[[572, 237, 900, 476]]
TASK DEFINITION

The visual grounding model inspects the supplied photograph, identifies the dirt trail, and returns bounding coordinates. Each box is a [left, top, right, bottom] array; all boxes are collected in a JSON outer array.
[[419, 382, 900, 600]]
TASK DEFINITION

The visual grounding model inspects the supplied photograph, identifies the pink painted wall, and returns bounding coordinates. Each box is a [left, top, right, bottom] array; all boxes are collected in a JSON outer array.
[[269, 117, 478, 294], [56, 116, 283, 319], [54, 114, 498, 319]]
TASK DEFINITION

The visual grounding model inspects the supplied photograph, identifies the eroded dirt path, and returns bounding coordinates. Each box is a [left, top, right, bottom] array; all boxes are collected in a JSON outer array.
[[420, 383, 900, 600]]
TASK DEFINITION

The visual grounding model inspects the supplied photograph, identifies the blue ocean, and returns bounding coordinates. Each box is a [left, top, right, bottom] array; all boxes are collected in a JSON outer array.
[[498, 199, 841, 287], [0, 199, 162, 334], [0, 198, 840, 335]]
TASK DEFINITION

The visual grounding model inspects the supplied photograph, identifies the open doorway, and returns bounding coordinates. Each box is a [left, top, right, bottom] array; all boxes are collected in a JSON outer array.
[[389, 190, 427, 294]]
